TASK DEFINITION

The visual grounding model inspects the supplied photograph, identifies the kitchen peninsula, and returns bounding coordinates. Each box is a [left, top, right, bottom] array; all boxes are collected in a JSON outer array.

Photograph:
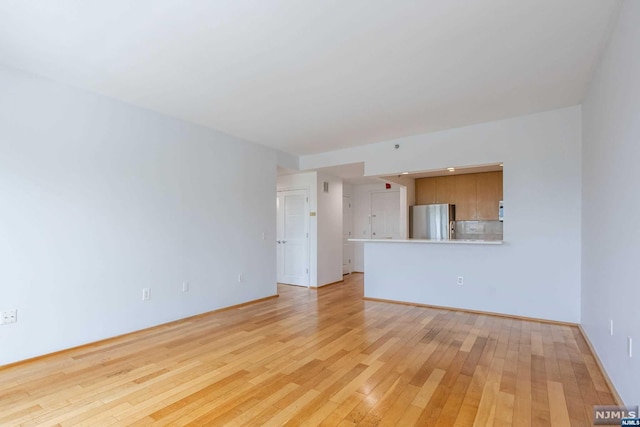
[[350, 237, 507, 317], [351, 166, 507, 315]]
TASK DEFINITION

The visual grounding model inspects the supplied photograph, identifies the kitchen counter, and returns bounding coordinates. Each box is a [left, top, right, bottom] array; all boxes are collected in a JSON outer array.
[[349, 238, 502, 245]]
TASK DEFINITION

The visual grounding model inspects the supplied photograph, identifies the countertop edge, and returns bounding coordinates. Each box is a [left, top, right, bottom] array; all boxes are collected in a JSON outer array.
[[348, 238, 503, 245]]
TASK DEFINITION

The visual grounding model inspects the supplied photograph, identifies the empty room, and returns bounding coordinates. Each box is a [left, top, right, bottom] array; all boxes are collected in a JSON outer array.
[[1, 1, 639, 426]]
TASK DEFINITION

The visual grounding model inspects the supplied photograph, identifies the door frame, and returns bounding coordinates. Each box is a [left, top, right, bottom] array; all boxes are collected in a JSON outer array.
[[276, 188, 310, 287]]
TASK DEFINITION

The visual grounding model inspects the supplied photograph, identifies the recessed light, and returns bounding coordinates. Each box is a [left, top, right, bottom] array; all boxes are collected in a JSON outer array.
[[499, 163, 504, 167], [401, 172, 409, 175], [447, 167, 455, 172]]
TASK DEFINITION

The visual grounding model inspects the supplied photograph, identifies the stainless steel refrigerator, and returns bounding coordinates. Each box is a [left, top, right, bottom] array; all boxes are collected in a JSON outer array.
[[410, 204, 456, 240]]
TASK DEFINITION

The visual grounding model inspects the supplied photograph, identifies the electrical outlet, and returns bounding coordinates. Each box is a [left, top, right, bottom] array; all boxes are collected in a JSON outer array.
[[1, 309, 17, 325], [182, 282, 189, 292], [457, 276, 464, 286], [142, 288, 150, 301], [628, 337, 633, 358]]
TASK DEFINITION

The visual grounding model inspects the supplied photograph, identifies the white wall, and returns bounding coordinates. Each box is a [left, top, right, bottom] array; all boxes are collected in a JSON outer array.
[[302, 106, 582, 323], [316, 172, 343, 286], [343, 183, 354, 273], [581, 0, 639, 405], [0, 65, 278, 366], [276, 150, 300, 170], [375, 175, 414, 238]]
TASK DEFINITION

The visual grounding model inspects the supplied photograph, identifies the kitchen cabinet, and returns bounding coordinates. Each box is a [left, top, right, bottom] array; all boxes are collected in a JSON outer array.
[[414, 171, 503, 221], [435, 176, 456, 204], [415, 178, 436, 205], [476, 171, 503, 220], [454, 174, 477, 220]]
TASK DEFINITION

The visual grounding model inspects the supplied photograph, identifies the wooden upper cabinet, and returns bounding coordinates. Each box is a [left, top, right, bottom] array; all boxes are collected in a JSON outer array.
[[414, 171, 502, 221], [435, 176, 456, 204], [476, 171, 503, 220], [415, 178, 436, 205], [454, 174, 477, 220]]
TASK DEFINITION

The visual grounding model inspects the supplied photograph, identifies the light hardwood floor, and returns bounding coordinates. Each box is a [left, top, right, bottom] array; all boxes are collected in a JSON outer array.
[[0, 273, 615, 426]]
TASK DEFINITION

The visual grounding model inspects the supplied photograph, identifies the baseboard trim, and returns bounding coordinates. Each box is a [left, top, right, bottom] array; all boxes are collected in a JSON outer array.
[[363, 296, 578, 326], [210, 294, 279, 313], [0, 293, 279, 371], [577, 325, 624, 406], [310, 279, 344, 290]]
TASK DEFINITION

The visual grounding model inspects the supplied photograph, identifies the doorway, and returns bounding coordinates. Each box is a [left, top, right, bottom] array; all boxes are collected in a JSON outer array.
[[276, 189, 310, 287]]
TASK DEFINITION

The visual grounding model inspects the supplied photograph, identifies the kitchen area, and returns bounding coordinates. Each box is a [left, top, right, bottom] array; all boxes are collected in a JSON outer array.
[[348, 163, 507, 315], [350, 164, 504, 246], [410, 166, 503, 242], [335, 106, 581, 324]]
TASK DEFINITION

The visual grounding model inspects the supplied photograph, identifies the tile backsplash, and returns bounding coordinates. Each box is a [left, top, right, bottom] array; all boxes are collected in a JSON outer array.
[[455, 220, 503, 241]]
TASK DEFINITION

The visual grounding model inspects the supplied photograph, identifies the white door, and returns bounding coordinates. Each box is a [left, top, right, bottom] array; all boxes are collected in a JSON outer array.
[[343, 195, 354, 274], [276, 189, 309, 286], [370, 191, 401, 239]]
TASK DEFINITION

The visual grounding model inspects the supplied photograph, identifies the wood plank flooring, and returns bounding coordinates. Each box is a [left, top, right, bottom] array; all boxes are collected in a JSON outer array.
[[0, 273, 615, 426]]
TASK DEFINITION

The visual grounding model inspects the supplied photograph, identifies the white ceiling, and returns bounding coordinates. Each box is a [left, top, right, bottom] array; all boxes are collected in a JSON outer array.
[[0, 0, 619, 155]]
